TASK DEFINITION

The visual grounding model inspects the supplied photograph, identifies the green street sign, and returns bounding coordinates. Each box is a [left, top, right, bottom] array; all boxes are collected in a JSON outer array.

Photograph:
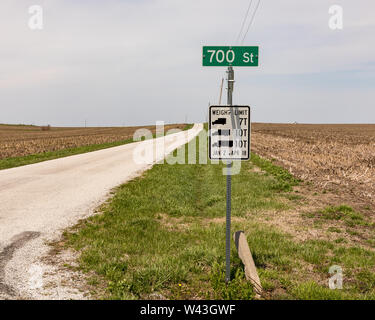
[[202, 46, 259, 67]]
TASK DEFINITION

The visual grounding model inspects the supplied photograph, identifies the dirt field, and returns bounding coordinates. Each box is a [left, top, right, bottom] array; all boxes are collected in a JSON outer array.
[[251, 123, 375, 207], [0, 124, 187, 159]]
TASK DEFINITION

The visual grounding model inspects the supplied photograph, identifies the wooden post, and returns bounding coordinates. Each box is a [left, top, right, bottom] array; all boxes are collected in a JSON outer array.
[[234, 231, 263, 297]]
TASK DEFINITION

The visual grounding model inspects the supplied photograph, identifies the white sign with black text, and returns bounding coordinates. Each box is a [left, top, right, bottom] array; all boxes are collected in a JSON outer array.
[[209, 106, 250, 160]]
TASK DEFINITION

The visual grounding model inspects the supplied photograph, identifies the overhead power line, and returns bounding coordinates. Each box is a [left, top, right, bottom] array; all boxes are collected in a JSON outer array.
[[212, 0, 261, 108], [235, 0, 253, 44], [241, 0, 261, 44]]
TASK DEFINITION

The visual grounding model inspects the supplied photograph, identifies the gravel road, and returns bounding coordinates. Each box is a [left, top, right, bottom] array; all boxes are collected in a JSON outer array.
[[0, 124, 203, 299]]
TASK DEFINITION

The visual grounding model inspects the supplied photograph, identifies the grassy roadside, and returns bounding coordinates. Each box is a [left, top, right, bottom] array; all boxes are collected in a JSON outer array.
[[0, 124, 193, 171], [63, 133, 375, 300]]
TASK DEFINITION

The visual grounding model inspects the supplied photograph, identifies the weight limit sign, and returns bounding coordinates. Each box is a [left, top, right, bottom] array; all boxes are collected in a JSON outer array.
[[209, 106, 251, 161]]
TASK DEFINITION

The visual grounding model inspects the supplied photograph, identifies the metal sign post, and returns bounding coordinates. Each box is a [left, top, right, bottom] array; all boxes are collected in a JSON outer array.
[[203, 45, 257, 284], [226, 66, 234, 283], [226, 158, 231, 284]]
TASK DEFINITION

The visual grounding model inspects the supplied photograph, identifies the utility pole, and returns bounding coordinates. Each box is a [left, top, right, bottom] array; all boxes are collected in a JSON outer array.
[[206, 102, 210, 123], [219, 77, 224, 105], [226, 66, 234, 283]]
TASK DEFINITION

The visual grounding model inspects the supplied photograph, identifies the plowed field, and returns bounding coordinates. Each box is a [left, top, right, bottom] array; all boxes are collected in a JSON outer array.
[[252, 123, 375, 205]]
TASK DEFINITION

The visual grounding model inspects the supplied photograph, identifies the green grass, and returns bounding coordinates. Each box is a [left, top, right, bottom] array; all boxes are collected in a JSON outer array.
[[306, 205, 372, 228], [291, 281, 348, 300], [63, 132, 375, 300], [65, 137, 286, 299], [0, 124, 193, 171], [0, 123, 37, 127], [250, 153, 300, 191], [327, 227, 342, 233], [0, 139, 135, 171]]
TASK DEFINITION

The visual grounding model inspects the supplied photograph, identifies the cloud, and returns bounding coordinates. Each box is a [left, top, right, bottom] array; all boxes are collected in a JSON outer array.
[[0, 0, 374, 125]]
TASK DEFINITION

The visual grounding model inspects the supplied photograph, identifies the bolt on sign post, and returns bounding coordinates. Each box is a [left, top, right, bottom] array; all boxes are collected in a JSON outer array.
[[203, 46, 259, 283]]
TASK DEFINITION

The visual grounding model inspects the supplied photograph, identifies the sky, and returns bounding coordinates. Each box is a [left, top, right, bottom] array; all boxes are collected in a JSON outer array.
[[0, 0, 374, 126]]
